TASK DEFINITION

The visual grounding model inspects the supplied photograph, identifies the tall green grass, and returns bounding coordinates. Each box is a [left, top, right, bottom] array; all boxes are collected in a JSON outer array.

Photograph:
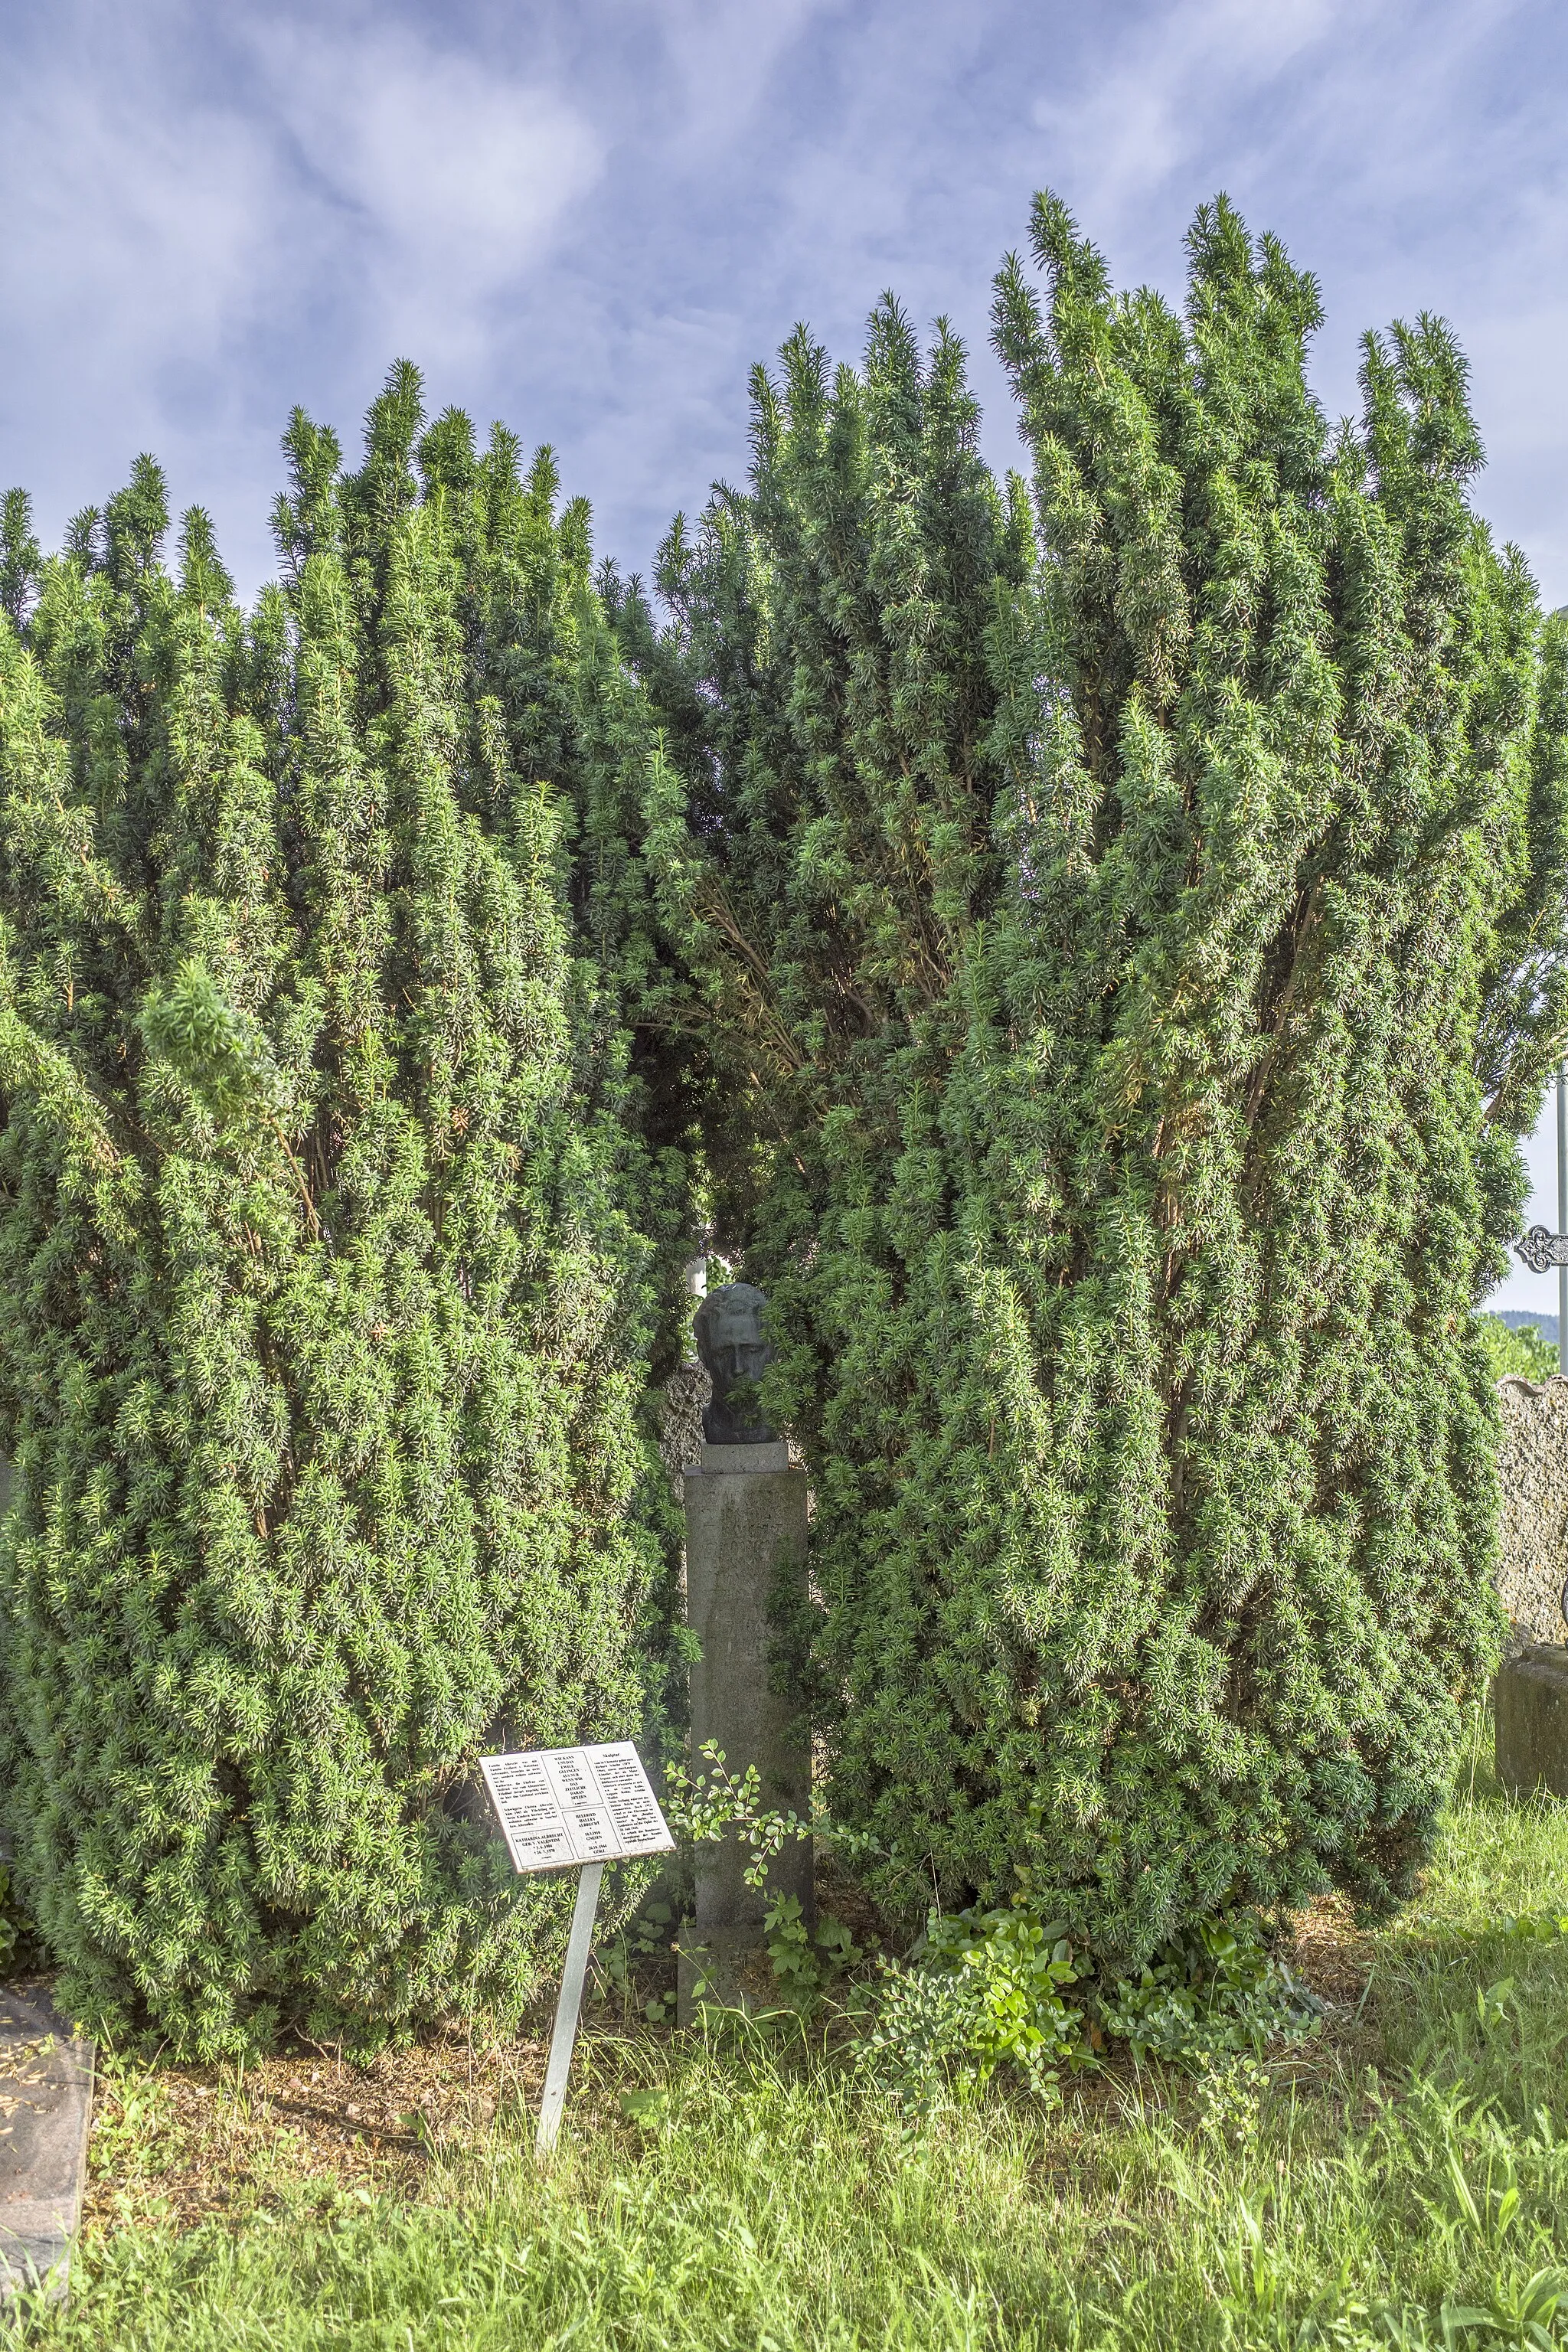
[[15, 1743, 1568, 2351]]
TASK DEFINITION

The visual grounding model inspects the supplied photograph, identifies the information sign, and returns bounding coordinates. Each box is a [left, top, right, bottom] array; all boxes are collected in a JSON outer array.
[[480, 1741, 675, 1873], [479, 1739, 675, 2158]]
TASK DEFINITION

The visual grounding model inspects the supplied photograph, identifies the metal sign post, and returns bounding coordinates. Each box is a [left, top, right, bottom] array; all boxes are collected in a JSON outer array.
[[479, 1741, 674, 2160], [534, 1860, 604, 2157]]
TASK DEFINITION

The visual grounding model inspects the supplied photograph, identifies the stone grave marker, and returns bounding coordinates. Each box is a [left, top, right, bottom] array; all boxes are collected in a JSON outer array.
[[0, 1984, 93, 2306], [1496, 1642, 1568, 1799], [679, 1282, 812, 2017]]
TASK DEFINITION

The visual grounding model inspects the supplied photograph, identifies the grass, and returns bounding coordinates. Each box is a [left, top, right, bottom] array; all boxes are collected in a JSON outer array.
[[11, 1729, 1568, 2351]]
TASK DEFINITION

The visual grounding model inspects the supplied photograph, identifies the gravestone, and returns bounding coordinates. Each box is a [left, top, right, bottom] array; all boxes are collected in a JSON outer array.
[[679, 1283, 812, 2015], [0, 1985, 93, 2305], [1495, 1642, 1568, 1800]]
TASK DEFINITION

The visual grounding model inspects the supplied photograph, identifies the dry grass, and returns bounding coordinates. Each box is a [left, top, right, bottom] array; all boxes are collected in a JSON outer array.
[[80, 2027, 554, 2236], [1282, 1891, 1374, 2014]]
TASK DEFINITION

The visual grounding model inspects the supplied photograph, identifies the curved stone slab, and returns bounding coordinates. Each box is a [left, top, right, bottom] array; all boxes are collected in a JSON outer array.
[[1495, 1378, 1568, 1647], [0, 1984, 93, 2304]]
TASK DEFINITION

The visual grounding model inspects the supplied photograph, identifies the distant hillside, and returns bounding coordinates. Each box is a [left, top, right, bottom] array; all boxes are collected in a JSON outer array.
[[1491, 1308, 1560, 1342]]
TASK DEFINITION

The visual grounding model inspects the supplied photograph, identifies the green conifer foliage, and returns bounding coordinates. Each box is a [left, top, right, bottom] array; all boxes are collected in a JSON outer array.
[[0, 371, 681, 2053], [631, 201, 1568, 1955]]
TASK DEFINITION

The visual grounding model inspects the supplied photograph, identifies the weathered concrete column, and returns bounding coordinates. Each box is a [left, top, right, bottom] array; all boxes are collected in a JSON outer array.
[[678, 1285, 812, 2014]]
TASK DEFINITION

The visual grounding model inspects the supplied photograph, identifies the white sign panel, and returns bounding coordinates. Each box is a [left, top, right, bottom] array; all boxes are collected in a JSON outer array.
[[480, 1741, 675, 1874]]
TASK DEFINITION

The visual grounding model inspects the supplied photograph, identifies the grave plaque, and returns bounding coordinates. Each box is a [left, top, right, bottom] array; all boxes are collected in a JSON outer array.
[[480, 1741, 672, 2157], [480, 1741, 674, 1873]]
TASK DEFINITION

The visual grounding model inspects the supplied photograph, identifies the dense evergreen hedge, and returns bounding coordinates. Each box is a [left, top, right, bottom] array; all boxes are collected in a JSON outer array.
[[3, 192, 1566, 2034], [626, 195, 1568, 1953], [0, 371, 684, 2052]]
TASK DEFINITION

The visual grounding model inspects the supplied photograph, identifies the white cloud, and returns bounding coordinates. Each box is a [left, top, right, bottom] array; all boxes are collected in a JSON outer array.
[[653, 0, 836, 150], [254, 24, 603, 358], [0, 4, 606, 577], [4, 0, 1568, 627], [0, 60, 277, 399], [1027, 0, 1339, 232]]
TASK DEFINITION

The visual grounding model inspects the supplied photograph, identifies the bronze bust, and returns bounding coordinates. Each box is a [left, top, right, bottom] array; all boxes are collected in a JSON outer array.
[[692, 1282, 778, 1445]]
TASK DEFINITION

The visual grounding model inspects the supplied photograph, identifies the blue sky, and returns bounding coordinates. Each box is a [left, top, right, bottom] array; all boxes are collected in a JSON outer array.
[[4, 0, 1567, 1303]]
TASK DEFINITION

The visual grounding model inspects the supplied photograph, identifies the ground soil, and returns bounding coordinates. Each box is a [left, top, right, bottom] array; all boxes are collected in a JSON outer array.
[[1284, 1891, 1376, 2014], [3, 1891, 1376, 2243], [77, 2026, 555, 2237]]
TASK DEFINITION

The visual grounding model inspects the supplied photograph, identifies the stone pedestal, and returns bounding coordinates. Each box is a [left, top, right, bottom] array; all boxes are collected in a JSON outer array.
[[1496, 1642, 1568, 1799], [679, 1440, 812, 2016]]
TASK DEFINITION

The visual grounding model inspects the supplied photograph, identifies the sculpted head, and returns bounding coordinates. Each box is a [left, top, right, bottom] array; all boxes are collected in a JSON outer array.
[[692, 1281, 778, 1445]]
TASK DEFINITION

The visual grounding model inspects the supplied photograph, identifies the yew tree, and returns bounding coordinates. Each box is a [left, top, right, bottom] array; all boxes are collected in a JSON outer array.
[[0, 370, 683, 2053], [628, 196, 1568, 1953]]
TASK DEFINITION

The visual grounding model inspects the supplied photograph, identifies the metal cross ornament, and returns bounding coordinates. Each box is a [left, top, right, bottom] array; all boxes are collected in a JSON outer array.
[[1511, 1062, 1568, 1380], [1513, 1225, 1568, 1275]]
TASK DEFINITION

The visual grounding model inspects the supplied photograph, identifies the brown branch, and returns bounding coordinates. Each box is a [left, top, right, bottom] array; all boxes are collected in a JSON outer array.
[[1245, 877, 1325, 1133], [270, 1113, 322, 1240], [693, 880, 805, 1077]]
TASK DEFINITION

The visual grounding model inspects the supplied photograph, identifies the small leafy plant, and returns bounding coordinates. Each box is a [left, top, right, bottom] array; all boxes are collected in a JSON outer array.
[[88, 2063, 186, 2180], [861, 1900, 1086, 2107], [862, 1900, 1321, 2109], [1498, 1910, 1568, 1945], [660, 1741, 879, 1891], [762, 1893, 860, 2003], [594, 1900, 681, 2024], [639, 1747, 867, 2020], [0, 1863, 31, 1975], [1097, 1912, 1321, 2066]]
